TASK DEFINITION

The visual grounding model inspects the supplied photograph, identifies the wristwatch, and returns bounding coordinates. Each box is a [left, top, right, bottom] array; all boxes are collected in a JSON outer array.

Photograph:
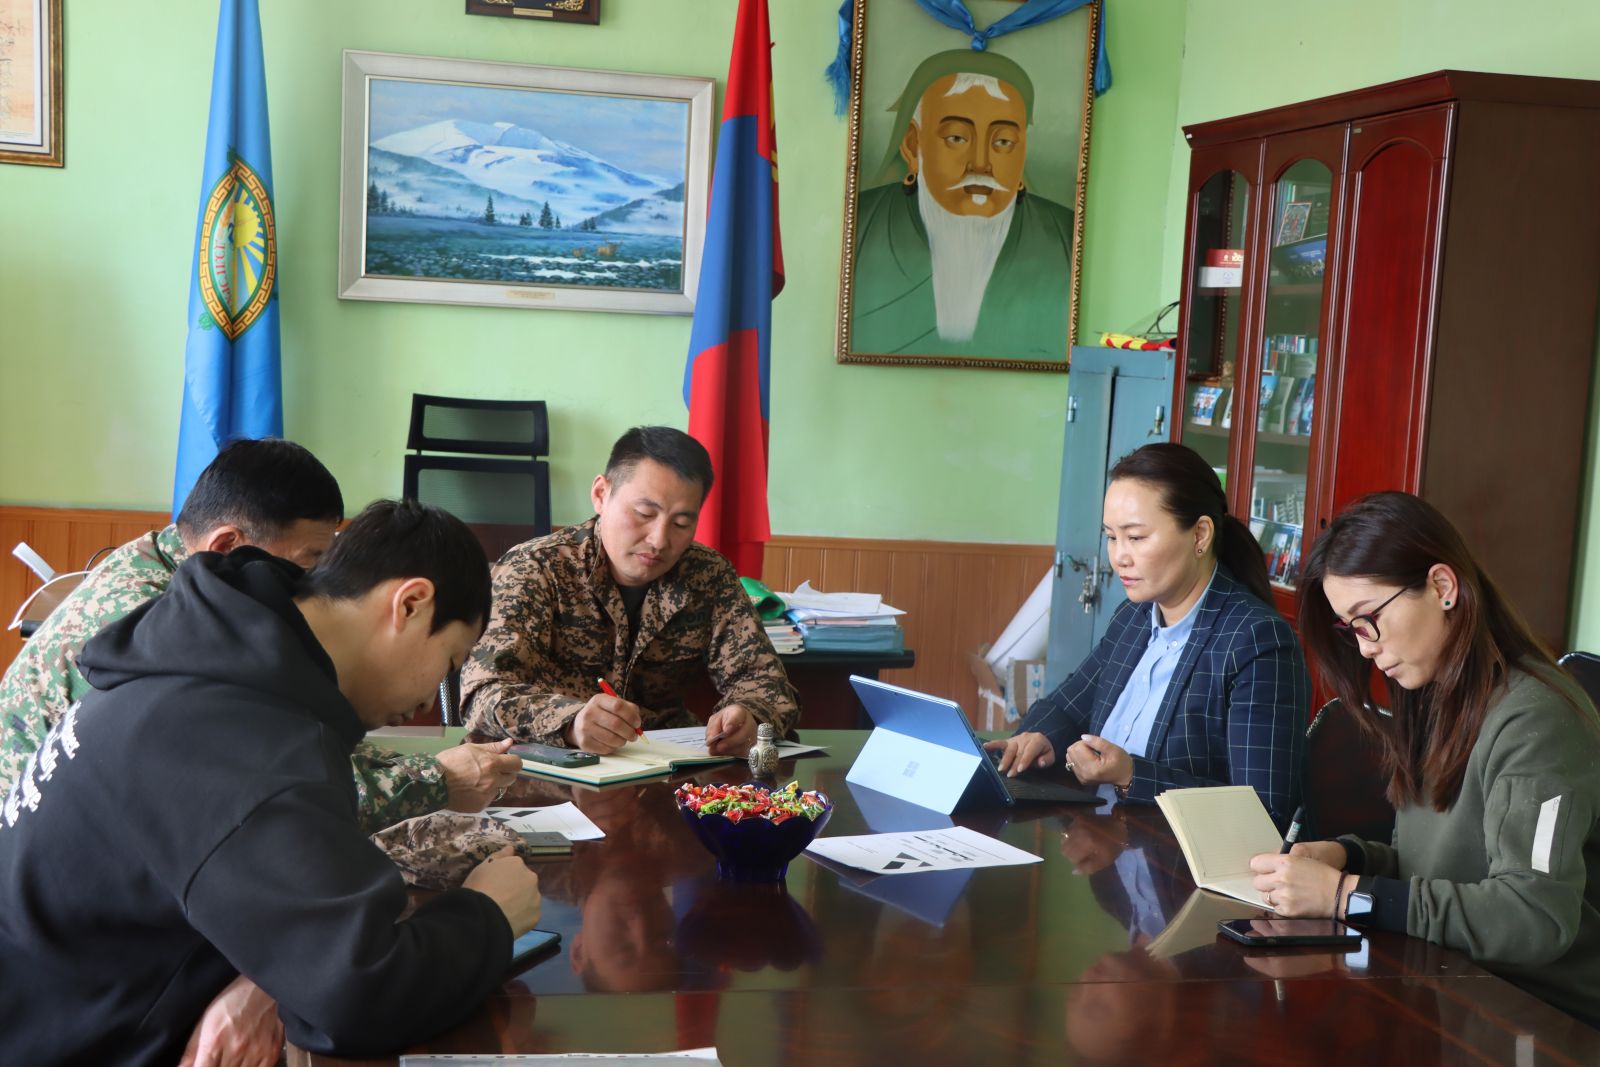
[[1343, 885, 1374, 925]]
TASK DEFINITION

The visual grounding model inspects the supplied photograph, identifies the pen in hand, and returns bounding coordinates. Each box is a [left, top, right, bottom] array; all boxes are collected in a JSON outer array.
[[595, 677, 643, 738], [1279, 805, 1306, 854]]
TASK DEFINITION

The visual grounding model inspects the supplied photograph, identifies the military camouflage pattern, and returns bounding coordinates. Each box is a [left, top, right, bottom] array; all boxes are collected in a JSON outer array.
[[460, 518, 799, 744], [0, 526, 448, 833], [371, 811, 538, 890]]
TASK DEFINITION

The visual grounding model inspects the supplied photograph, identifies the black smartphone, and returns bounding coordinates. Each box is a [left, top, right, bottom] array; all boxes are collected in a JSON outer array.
[[1217, 918, 1363, 947], [511, 742, 599, 769], [506, 928, 562, 977]]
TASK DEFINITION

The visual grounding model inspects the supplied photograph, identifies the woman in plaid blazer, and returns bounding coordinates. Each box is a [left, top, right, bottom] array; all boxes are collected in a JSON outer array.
[[988, 444, 1310, 826]]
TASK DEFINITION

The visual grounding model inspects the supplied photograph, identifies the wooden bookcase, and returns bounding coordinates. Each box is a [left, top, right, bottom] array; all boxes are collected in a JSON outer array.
[[1173, 70, 1600, 648]]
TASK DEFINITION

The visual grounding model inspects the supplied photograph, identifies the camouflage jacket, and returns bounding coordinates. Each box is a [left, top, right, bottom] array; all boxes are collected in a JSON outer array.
[[0, 526, 447, 833], [459, 517, 799, 744]]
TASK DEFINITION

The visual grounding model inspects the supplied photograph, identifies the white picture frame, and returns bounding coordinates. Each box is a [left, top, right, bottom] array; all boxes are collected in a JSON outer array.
[[338, 49, 713, 315]]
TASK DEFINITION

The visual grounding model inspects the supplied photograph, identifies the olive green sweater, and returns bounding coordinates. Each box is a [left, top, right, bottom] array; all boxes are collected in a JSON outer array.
[[1341, 667, 1600, 1026]]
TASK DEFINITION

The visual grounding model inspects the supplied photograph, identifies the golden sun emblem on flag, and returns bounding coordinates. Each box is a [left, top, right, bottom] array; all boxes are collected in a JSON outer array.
[[198, 158, 277, 340]]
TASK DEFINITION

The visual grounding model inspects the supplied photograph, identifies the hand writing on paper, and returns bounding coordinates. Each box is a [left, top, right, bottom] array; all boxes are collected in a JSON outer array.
[[1248, 852, 1343, 917], [566, 692, 644, 754]]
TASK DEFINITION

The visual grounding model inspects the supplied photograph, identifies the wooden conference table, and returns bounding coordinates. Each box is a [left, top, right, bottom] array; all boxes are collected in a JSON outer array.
[[293, 730, 1600, 1066]]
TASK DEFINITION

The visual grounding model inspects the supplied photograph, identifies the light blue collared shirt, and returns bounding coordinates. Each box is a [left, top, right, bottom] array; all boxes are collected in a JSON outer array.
[[1097, 568, 1217, 758]]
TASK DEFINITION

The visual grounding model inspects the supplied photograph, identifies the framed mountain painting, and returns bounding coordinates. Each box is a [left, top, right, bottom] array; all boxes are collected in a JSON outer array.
[[338, 50, 713, 314]]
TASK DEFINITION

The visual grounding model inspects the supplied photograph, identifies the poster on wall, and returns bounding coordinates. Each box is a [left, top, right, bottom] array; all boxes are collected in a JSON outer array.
[[0, 0, 63, 167], [338, 50, 713, 315], [465, 0, 601, 25], [836, 0, 1100, 372]]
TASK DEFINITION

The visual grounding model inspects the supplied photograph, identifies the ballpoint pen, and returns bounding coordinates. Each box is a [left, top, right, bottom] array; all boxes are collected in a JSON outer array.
[[1280, 805, 1306, 854], [595, 677, 643, 737]]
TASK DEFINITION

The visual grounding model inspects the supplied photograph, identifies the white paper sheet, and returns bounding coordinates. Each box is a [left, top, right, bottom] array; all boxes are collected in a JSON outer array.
[[805, 825, 1041, 875], [643, 727, 827, 759], [403, 1049, 721, 1065], [485, 802, 605, 841]]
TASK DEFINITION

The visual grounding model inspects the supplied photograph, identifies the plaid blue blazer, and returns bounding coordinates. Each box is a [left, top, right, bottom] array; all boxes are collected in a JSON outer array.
[[1017, 566, 1309, 825]]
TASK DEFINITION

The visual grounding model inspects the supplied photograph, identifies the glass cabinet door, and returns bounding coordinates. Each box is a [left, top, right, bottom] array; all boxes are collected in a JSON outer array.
[[1249, 158, 1332, 590], [1182, 170, 1251, 488]]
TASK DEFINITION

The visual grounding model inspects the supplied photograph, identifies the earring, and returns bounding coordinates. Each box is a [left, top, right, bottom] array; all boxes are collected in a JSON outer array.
[[1443, 599, 1453, 608], [902, 171, 918, 188]]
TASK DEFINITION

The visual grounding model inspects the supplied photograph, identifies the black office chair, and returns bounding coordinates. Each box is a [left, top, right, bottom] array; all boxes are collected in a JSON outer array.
[[1300, 697, 1395, 843], [403, 395, 552, 726], [1558, 651, 1600, 709]]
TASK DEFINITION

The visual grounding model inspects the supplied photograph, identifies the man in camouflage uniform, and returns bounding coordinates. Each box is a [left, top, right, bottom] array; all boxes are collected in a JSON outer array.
[[0, 439, 521, 833], [461, 426, 798, 755]]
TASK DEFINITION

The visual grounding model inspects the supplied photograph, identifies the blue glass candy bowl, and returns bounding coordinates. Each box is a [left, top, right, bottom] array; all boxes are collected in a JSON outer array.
[[674, 781, 833, 883]]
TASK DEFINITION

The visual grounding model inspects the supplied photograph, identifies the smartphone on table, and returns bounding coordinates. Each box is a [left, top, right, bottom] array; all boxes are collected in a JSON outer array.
[[511, 742, 599, 769], [1217, 918, 1363, 947], [506, 928, 562, 977]]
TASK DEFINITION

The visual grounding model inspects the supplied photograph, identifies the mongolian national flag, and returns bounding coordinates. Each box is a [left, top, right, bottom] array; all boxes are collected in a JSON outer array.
[[683, 0, 784, 579], [173, 0, 282, 516]]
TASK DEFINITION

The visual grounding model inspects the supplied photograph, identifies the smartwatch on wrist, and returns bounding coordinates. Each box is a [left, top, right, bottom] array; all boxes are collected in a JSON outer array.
[[1343, 886, 1374, 925]]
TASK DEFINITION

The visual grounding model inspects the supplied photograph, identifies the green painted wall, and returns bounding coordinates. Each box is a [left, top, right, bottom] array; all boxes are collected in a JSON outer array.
[[1161, 0, 1600, 648], [6, 0, 1594, 645], [0, 0, 1186, 546]]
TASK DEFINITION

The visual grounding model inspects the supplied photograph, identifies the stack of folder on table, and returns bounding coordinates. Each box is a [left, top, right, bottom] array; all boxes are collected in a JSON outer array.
[[781, 581, 906, 654], [765, 620, 804, 654]]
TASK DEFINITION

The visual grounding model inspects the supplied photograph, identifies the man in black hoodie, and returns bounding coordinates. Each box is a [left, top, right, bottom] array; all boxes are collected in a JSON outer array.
[[0, 499, 542, 1066]]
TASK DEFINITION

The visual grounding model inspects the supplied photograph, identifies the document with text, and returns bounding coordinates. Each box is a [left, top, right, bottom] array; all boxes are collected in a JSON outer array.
[[805, 825, 1041, 875], [485, 802, 605, 841]]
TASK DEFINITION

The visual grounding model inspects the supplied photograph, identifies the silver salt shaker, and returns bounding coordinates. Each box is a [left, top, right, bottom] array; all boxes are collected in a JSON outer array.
[[747, 723, 780, 777]]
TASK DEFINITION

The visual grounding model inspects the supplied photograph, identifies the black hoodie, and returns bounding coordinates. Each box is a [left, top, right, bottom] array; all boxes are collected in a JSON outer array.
[[0, 549, 511, 1065]]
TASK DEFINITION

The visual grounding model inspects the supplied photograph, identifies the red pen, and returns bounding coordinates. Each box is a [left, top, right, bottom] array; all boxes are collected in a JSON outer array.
[[596, 677, 643, 737]]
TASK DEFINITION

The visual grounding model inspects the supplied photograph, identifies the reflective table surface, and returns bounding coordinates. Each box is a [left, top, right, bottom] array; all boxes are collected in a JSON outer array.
[[294, 730, 1600, 1066]]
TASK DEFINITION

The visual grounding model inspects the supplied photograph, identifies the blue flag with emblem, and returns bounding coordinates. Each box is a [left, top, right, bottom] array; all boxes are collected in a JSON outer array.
[[173, 0, 282, 516]]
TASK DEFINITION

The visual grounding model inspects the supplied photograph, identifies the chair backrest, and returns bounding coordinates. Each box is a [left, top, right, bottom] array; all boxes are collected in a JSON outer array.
[[403, 395, 552, 562], [1558, 651, 1600, 710], [1301, 698, 1395, 842]]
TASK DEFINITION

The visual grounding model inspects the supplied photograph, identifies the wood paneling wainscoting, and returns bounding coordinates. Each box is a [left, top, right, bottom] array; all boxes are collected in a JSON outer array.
[[0, 506, 170, 672], [0, 506, 1054, 717]]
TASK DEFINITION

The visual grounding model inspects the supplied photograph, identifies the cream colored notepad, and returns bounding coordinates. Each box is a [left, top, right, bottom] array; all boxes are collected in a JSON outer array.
[[1155, 785, 1281, 911], [516, 737, 733, 787], [1146, 889, 1263, 959]]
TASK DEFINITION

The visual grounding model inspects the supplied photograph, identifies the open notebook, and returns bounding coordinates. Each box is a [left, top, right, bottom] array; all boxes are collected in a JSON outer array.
[[515, 729, 827, 787], [1155, 785, 1282, 911]]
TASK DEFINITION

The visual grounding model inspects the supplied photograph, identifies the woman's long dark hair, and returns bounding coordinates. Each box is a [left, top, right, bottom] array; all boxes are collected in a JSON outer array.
[[1298, 491, 1574, 810], [1108, 443, 1275, 608]]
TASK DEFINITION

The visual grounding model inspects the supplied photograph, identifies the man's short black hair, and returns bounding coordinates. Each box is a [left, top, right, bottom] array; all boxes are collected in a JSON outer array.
[[176, 438, 344, 541], [297, 499, 491, 634], [604, 426, 715, 496]]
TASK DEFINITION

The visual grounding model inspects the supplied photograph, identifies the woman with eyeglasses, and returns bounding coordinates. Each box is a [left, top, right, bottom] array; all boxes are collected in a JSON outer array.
[[987, 443, 1311, 826], [1250, 491, 1600, 1026]]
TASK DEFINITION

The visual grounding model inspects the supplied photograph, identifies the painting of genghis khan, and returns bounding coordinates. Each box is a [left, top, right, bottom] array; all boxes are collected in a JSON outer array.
[[852, 50, 1074, 365]]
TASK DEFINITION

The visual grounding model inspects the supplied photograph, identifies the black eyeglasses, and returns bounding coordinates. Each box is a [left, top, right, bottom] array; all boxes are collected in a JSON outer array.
[[1331, 587, 1408, 643]]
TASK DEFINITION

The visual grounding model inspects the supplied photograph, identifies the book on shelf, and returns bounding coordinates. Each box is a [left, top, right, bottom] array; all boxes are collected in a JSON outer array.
[[1155, 786, 1282, 911], [1198, 247, 1244, 288], [1292, 377, 1317, 435], [1256, 376, 1278, 431], [1219, 387, 1234, 429], [1261, 375, 1298, 433], [1190, 385, 1224, 426], [1275, 201, 1312, 245]]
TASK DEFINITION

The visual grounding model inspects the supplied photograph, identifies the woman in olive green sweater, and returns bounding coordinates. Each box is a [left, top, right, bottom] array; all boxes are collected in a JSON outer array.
[[1249, 492, 1600, 1027]]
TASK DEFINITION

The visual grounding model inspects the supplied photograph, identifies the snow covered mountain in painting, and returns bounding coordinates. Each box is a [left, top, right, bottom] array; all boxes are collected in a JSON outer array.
[[369, 119, 682, 234]]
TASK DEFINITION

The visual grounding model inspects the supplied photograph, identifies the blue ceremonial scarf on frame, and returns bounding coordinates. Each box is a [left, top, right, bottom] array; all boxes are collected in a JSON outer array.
[[173, 0, 283, 516], [827, 0, 1111, 115]]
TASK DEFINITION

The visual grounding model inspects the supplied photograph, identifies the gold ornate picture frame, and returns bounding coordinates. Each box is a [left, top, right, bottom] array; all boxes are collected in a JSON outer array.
[[836, 0, 1099, 372], [0, 0, 64, 168]]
